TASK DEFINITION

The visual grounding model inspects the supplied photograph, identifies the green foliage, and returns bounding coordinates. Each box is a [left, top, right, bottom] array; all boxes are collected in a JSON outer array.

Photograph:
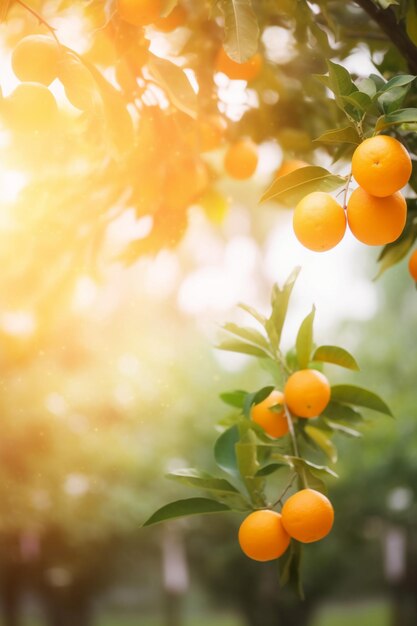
[[218, 0, 259, 62]]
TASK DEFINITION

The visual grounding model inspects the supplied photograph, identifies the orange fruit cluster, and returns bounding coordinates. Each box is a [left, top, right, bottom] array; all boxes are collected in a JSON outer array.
[[239, 489, 334, 562], [251, 369, 331, 438], [291, 135, 411, 252]]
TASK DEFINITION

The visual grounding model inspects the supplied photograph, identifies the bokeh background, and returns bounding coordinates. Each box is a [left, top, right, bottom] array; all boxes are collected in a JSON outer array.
[[0, 1, 416, 625]]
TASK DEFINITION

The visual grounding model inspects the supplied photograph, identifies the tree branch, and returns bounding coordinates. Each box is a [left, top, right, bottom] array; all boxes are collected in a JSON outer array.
[[355, 0, 417, 74]]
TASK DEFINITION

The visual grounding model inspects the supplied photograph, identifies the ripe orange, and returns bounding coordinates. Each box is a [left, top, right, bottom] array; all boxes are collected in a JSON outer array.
[[284, 369, 331, 418], [238, 510, 290, 561], [282, 489, 334, 543], [117, 0, 162, 26], [351, 135, 412, 197], [4, 82, 58, 132], [275, 159, 309, 178], [251, 390, 289, 438], [347, 187, 407, 246], [215, 47, 263, 82], [408, 249, 417, 281], [224, 139, 258, 180], [293, 192, 346, 252], [154, 4, 186, 31], [11, 35, 61, 86]]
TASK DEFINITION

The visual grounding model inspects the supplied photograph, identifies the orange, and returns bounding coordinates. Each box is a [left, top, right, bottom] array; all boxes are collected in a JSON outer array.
[[215, 47, 262, 82], [284, 369, 330, 418], [238, 510, 290, 561], [351, 135, 412, 197], [293, 192, 346, 252], [224, 139, 258, 180], [154, 5, 187, 31], [4, 82, 58, 132], [11, 35, 61, 86], [408, 249, 417, 281], [275, 159, 309, 178], [347, 187, 407, 246], [281, 488, 334, 543], [251, 390, 289, 438], [198, 115, 227, 152], [117, 0, 162, 26]]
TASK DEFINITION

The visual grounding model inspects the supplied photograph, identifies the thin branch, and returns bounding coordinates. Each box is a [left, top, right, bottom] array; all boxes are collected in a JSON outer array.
[[272, 473, 297, 508], [15, 0, 61, 45], [355, 0, 417, 74], [342, 172, 352, 210]]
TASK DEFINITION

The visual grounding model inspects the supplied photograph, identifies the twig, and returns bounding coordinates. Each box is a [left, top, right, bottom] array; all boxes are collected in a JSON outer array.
[[283, 404, 308, 488], [15, 0, 61, 45], [272, 473, 297, 508], [342, 171, 352, 210]]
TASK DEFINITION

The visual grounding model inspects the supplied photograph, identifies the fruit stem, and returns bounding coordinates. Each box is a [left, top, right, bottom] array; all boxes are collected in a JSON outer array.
[[284, 404, 308, 488], [342, 171, 352, 210], [15, 0, 61, 45]]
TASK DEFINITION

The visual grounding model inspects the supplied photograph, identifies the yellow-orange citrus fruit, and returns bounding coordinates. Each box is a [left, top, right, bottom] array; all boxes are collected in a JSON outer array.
[[117, 0, 162, 26], [238, 510, 290, 561], [198, 115, 227, 152], [281, 488, 334, 543], [408, 249, 417, 282], [215, 47, 263, 82], [275, 159, 309, 178], [347, 187, 407, 246], [4, 82, 58, 132], [11, 35, 61, 86], [224, 139, 258, 180], [284, 369, 331, 418], [154, 5, 186, 31], [351, 135, 412, 197], [251, 390, 289, 438], [293, 192, 346, 252]]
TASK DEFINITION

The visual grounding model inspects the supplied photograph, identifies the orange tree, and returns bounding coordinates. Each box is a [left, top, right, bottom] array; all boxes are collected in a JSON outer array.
[[143, 268, 392, 595]]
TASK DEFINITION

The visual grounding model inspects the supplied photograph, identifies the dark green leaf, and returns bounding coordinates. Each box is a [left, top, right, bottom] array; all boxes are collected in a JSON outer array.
[[331, 385, 393, 416], [256, 462, 286, 477], [243, 386, 275, 418], [296, 306, 315, 369], [313, 345, 359, 370], [260, 166, 346, 206], [376, 108, 417, 131], [148, 53, 197, 119], [381, 75, 415, 91], [323, 401, 363, 422], [279, 540, 304, 600], [218, 0, 259, 63], [143, 498, 230, 527], [214, 425, 240, 475]]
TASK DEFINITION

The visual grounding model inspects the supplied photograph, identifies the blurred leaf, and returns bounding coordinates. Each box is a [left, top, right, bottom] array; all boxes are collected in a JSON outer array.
[[381, 75, 415, 90], [238, 303, 267, 327], [323, 401, 363, 422], [214, 425, 240, 475], [356, 78, 377, 97], [265, 267, 300, 352], [324, 419, 362, 438], [243, 385, 275, 418], [314, 126, 361, 145], [279, 540, 304, 600], [406, 2, 417, 46], [374, 230, 415, 279], [296, 306, 315, 369], [256, 461, 287, 477], [216, 338, 270, 358], [260, 166, 346, 206], [312, 345, 359, 370], [220, 390, 247, 409], [331, 385, 393, 416], [161, 0, 178, 17], [218, 0, 259, 62], [305, 425, 337, 463], [222, 323, 271, 353], [148, 53, 197, 119], [142, 498, 231, 526]]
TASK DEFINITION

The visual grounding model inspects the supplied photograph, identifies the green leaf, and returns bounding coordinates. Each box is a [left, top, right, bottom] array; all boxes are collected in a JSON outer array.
[[218, 0, 259, 63], [256, 462, 286, 477], [324, 419, 362, 438], [376, 108, 417, 131], [265, 267, 300, 352], [216, 338, 270, 358], [279, 540, 304, 599], [305, 425, 337, 463], [314, 126, 361, 145], [341, 91, 372, 113], [220, 390, 247, 409], [381, 75, 415, 90], [222, 323, 271, 353], [167, 469, 251, 511], [378, 87, 409, 114], [142, 498, 231, 527], [323, 401, 363, 422], [331, 385, 393, 416], [238, 303, 267, 327], [370, 73, 386, 90], [214, 425, 240, 475], [312, 345, 359, 370], [326, 60, 358, 98], [243, 386, 275, 418], [296, 306, 315, 369], [148, 53, 197, 119], [374, 230, 415, 279], [260, 166, 346, 206], [356, 78, 377, 98]]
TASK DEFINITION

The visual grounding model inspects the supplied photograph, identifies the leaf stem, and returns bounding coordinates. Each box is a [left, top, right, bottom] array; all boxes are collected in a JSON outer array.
[[16, 0, 61, 45], [342, 171, 352, 210]]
